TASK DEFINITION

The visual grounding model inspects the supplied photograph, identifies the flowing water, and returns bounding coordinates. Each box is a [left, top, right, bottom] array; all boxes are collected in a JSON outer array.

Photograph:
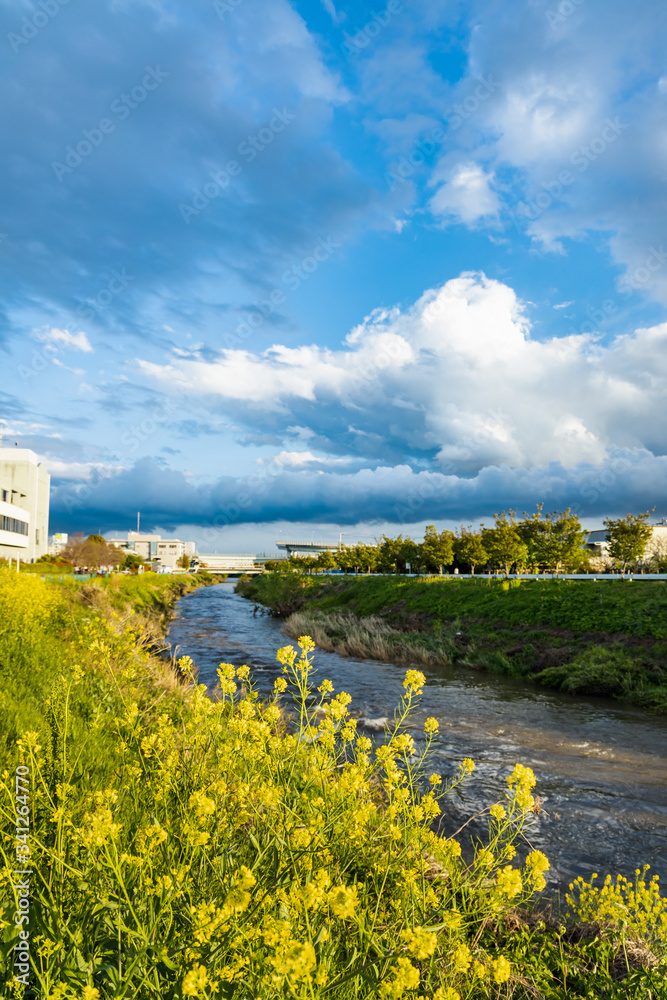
[[167, 581, 667, 893]]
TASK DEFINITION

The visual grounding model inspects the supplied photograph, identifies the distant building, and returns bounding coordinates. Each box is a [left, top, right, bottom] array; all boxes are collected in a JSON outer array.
[[586, 523, 667, 564], [0, 445, 50, 562], [115, 531, 196, 571], [48, 532, 69, 555]]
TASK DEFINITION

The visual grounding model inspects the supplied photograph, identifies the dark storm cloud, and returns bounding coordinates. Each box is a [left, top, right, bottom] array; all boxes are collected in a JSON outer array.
[[48, 449, 667, 534]]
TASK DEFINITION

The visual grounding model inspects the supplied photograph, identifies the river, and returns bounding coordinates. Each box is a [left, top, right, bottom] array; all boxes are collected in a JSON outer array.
[[167, 581, 667, 893]]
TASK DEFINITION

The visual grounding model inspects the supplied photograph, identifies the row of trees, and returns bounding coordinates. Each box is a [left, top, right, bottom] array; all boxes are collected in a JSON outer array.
[[267, 507, 659, 578]]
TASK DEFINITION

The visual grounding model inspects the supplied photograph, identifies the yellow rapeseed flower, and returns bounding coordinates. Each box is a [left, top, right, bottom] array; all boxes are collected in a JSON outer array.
[[401, 926, 437, 960], [379, 957, 420, 999], [81, 988, 101, 1000], [329, 884, 358, 919], [403, 669, 425, 694], [189, 791, 216, 820], [452, 943, 471, 973], [492, 955, 511, 983], [272, 940, 316, 981], [182, 964, 208, 996], [495, 865, 523, 898]]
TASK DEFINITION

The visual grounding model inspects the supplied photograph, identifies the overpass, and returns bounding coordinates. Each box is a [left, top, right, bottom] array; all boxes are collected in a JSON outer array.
[[195, 554, 263, 575], [276, 540, 341, 557]]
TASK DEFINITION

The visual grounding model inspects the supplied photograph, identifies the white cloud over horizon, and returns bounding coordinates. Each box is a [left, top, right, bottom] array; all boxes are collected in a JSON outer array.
[[133, 273, 667, 476]]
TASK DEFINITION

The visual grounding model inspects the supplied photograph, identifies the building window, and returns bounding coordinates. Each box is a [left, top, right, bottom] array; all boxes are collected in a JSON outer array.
[[0, 515, 29, 536], [36, 529, 40, 544]]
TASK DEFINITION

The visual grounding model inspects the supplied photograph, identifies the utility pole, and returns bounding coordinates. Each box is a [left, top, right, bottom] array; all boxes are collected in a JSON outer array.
[[137, 511, 140, 533]]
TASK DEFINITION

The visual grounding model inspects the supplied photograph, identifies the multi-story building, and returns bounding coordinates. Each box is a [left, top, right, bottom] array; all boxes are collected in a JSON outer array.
[[0, 445, 50, 562], [116, 532, 196, 571]]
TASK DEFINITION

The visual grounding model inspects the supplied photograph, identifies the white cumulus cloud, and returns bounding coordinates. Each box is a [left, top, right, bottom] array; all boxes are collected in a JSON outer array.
[[134, 272, 667, 478]]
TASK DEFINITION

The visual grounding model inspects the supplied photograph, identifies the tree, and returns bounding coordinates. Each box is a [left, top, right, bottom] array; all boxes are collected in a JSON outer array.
[[63, 534, 123, 572], [517, 504, 588, 574], [316, 550, 337, 574], [377, 535, 406, 574], [603, 509, 655, 578], [453, 527, 487, 575], [177, 553, 191, 570], [121, 552, 145, 572], [263, 559, 287, 573], [335, 545, 356, 574], [355, 544, 378, 575], [400, 538, 421, 575], [482, 511, 528, 578], [421, 525, 454, 575]]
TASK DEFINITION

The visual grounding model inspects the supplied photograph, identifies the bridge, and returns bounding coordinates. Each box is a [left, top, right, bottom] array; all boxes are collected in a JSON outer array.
[[194, 554, 264, 575], [276, 540, 341, 556]]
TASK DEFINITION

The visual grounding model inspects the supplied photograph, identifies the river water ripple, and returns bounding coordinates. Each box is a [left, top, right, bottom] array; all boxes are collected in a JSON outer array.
[[167, 582, 667, 892]]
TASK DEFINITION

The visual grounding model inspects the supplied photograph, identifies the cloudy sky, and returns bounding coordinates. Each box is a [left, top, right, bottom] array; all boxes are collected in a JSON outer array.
[[3, 0, 667, 551]]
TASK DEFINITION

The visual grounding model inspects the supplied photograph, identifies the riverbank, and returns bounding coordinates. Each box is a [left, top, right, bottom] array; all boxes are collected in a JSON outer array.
[[1, 568, 665, 998], [237, 574, 667, 712]]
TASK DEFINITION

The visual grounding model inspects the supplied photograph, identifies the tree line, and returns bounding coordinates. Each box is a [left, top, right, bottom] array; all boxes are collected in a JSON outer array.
[[32, 535, 191, 572], [265, 507, 661, 578]]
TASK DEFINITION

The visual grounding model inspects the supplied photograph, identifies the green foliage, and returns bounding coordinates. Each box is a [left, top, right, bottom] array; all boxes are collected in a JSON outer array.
[[120, 552, 145, 571], [482, 512, 529, 578], [604, 510, 656, 576], [421, 526, 454, 574], [536, 646, 647, 698], [453, 527, 487, 575], [517, 505, 588, 574]]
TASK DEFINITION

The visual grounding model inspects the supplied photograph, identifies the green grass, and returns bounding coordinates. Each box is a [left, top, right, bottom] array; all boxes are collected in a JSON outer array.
[[238, 575, 667, 712], [278, 575, 667, 637]]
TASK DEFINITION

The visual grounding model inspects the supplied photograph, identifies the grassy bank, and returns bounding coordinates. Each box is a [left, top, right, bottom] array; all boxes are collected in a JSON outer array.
[[237, 574, 667, 712], [1, 568, 665, 998]]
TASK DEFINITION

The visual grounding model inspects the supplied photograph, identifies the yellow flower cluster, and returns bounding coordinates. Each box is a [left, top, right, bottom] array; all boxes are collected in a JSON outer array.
[[401, 925, 437, 960], [506, 762, 536, 811], [525, 850, 550, 892], [567, 864, 667, 945], [403, 669, 426, 694], [379, 957, 420, 998], [328, 883, 358, 919]]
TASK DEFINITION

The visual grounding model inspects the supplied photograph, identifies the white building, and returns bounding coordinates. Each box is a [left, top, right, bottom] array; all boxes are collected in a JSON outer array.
[[0, 445, 50, 562], [116, 532, 196, 571], [48, 532, 69, 555], [586, 523, 667, 563]]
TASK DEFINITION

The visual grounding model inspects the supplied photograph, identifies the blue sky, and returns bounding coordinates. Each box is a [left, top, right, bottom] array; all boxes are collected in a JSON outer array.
[[2, 0, 667, 551]]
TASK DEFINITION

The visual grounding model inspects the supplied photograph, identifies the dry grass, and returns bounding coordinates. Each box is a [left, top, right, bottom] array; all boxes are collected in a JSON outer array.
[[284, 610, 450, 665]]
